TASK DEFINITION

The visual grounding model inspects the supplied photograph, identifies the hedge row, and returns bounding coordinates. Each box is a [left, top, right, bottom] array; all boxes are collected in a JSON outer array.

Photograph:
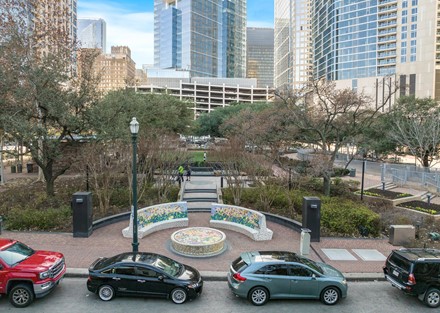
[[223, 185, 380, 237]]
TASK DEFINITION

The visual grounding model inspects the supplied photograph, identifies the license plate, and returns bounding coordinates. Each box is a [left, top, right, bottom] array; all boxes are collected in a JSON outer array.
[[392, 270, 399, 277]]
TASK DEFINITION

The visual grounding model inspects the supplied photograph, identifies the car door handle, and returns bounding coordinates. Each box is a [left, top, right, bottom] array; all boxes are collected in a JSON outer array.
[[112, 277, 121, 281], [137, 280, 146, 283]]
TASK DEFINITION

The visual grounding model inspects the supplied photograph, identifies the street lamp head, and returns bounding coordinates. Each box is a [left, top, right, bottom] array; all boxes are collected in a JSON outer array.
[[130, 117, 139, 135]]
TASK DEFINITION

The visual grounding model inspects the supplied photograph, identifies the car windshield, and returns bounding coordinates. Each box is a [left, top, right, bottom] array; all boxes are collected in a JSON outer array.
[[152, 255, 183, 277], [299, 256, 323, 274], [0, 242, 35, 267]]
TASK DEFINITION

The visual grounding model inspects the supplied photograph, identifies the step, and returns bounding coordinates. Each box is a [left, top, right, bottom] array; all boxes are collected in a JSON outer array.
[[184, 198, 218, 203], [183, 192, 217, 198], [186, 202, 213, 212], [184, 189, 217, 194]]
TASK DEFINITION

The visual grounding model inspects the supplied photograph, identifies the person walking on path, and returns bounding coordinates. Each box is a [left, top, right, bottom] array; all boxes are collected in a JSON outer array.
[[178, 165, 184, 182], [186, 167, 191, 181], [203, 151, 207, 163]]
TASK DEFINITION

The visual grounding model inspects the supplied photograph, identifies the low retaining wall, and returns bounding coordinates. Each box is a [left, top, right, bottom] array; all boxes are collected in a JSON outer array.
[[210, 203, 273, 241], [122, 202, 188, 239]]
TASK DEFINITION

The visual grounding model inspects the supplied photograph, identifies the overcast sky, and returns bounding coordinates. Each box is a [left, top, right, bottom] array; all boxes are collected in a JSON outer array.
[[77, 0, 274, 68]]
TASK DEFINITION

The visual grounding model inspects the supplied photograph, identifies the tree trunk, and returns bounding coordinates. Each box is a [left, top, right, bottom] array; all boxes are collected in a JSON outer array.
[[323, 174, 331, 197]]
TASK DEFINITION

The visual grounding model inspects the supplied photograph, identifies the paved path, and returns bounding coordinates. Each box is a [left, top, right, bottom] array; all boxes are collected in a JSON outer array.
[[0, 163, 403, 279]]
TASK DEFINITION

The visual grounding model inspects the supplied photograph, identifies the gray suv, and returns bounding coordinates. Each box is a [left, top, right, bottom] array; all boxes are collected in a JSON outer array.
[[227, 251, 348, 306], [383, 248, 440, 308]]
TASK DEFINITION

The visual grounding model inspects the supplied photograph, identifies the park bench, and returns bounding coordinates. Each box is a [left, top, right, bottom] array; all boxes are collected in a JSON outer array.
[[210, 203, 273, 241], [122, 202, 188, 239]]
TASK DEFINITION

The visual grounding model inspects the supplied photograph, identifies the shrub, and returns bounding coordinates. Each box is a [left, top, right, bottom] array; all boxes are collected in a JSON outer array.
[[5, 206, 72, 231], [321, 197, 380, 237]]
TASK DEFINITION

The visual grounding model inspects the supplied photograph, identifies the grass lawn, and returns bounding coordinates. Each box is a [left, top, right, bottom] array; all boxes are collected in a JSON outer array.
[[190, 151, 206, 163]]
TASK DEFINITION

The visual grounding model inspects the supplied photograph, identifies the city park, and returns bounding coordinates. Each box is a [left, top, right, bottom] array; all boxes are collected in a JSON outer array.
[[2, 1, 440, 250]]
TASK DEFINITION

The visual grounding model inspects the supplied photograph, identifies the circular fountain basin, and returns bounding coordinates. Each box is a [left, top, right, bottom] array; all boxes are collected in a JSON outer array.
[[171, 227, 226, 257]]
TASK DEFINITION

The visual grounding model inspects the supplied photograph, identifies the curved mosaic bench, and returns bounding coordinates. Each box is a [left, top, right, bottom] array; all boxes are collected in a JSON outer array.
[[210, 203, 273, 241], [122, 202, 188, 239]]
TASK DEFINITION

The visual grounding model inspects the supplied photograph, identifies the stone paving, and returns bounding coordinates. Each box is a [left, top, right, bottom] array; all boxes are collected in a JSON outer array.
[[0, 161, 412, 276], [1, 212, 398, 275]]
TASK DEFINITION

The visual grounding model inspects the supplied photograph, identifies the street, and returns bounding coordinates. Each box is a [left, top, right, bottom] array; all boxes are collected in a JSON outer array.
[[0, 279, 433, 313]]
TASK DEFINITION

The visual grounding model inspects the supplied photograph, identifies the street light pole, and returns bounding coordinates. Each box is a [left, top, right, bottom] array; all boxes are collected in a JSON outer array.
[[130, 117, 139, 253], [361, 158, 366, 200]]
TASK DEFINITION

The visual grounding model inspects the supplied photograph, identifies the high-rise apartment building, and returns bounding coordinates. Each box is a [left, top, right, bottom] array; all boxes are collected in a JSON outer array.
[[78, 18, 106, 53], [154, 0, 246, 78], [275, 0, 440, 102], [247, 27, 274, 87]]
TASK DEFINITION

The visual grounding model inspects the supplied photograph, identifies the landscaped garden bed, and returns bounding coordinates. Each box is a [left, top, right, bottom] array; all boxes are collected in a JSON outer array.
[[360, 188, 413, 200], [398, 200, 440, 215]]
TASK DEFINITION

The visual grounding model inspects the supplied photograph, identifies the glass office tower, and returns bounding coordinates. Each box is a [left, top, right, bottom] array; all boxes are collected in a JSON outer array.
[[247, 27, 274, 87], [154, 0, 246, 78], [274, 0, 312, 89], [78, 18, 106, 53]]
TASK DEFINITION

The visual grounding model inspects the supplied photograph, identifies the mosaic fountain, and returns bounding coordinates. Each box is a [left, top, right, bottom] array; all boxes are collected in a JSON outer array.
[[171, 227, 226, 257]]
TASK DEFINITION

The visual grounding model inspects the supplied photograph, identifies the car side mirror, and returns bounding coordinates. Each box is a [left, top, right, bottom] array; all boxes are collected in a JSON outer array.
[[311, 274, 316, 280], [0, 264, 3, 270], [158, 275, 164, 281]]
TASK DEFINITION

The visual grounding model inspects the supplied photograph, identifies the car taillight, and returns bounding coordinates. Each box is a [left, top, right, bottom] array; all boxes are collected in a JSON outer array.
[[233, 273, 246, 282], [407, 273, 416, 285]]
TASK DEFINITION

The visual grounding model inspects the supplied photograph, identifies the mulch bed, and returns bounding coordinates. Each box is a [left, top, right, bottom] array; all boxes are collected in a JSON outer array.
[[365, 188, 413, 200], [399, 200, 440, 215], [365, 188, 440, 215]]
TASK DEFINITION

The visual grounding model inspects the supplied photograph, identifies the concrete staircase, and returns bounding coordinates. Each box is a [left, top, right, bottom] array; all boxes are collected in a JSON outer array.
[[181, 180, 219, 212]]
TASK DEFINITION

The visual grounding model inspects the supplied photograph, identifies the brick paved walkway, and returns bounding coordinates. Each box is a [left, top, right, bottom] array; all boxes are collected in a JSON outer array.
[[1, 212, 397, 274]]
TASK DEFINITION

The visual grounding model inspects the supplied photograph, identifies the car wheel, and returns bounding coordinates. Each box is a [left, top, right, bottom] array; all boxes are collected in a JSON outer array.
[[424, 288, 440, 308], [171, 288, 187, 304], [98, 285, 115, 301], [9, 284, 34, 308], [320, 286, 340, 305], [248, 286, 269, 306]]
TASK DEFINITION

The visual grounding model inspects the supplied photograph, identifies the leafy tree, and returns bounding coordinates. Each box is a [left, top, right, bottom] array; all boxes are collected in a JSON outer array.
[[194, 102, 271, 136], [0, 0, 101, 196], [388, 96, 440, 167]]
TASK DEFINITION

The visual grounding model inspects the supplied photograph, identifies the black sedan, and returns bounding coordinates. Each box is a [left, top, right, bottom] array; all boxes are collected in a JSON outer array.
[[87, 252, 203, 304]]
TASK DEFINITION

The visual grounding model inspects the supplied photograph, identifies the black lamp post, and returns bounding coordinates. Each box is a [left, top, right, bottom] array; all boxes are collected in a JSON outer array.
[[130, 117, 139, 253], [360, 158, 366, 200]]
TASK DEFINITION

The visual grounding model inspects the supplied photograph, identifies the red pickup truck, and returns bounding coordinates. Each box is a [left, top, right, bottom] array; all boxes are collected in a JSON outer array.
[[0, 238, 66, 308]]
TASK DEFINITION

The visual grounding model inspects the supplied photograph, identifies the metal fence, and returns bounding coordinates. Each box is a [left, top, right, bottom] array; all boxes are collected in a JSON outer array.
[[335, 154, 440, 192]]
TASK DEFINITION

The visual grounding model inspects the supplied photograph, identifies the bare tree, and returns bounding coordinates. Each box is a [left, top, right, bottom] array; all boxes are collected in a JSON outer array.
[[74, 141, 129, 215], [277, 79, 398, 196], [388, 96, 440, 168]]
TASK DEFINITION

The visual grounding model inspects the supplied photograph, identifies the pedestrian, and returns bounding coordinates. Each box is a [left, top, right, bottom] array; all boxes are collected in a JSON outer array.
[[178, 165, 184, 182], [203, 151, 207, 163], [186, 167, 191, 181]]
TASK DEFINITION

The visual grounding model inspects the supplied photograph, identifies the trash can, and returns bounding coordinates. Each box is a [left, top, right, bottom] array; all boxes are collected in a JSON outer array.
[[349, 168, 356, 177], [11, 165, 16, 173], [26, 163, 33, 173], [17, 164, 22, 173], [72, 192, 93, 238], [302, 197, 321, 242]]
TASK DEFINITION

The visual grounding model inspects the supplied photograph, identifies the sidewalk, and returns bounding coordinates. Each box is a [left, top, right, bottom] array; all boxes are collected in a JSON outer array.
[[1, 213, 394, 281], [0, 164, 402, 281]]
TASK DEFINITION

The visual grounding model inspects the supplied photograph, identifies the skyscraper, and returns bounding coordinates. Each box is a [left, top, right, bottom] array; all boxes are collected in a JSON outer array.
[[78, 18, 106, 53], [275, 0, 440, 102], [274, 0, 312, 89], [154, 0, 246, 78], [246, 27, 274, 87]]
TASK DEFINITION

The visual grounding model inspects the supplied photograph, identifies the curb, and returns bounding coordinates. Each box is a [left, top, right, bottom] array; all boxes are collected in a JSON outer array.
[[65, 268, 385, 282]]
